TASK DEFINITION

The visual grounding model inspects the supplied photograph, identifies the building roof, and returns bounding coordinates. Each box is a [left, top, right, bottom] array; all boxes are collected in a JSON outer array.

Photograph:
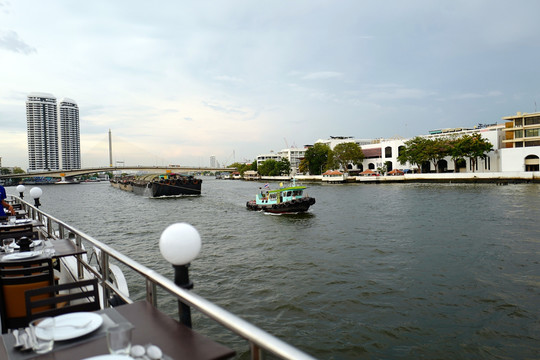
[[361, 148, 382, 158], [27, 92, 56, 99]]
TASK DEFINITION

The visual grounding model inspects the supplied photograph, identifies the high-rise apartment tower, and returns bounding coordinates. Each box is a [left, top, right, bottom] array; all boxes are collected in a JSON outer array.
[[59, 98, 81, 170], [26, 92, 60, 171]]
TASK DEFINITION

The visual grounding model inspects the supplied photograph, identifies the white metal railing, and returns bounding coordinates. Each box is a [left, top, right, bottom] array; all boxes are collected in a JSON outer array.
[[12, 196, 317, 360]]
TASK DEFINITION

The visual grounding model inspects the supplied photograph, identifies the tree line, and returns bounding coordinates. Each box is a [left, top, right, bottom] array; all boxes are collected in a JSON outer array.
[[230, 132, 494, 176], [397, 133, 493, 173], [299, 142, 365, 175]]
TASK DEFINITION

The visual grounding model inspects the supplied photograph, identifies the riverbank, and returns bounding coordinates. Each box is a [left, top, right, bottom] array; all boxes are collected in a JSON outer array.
[[259, 171, 540, 184]]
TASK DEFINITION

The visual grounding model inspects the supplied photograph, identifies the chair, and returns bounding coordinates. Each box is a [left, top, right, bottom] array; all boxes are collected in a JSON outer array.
[[25, 278, 100, 321], [0, 258, 54, 333], [0, 224, 36, 242]]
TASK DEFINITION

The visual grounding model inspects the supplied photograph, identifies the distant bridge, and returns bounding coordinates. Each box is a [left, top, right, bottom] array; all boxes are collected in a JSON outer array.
[[0, 166, 236, 180]]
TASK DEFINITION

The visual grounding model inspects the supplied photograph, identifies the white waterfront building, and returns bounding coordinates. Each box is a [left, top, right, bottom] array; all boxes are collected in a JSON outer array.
[[257, 147, 309, 176], [26, 92, 60, 171], [256, 152, 281, 167], [59, 98, 81, 170], [277, 147, 308, 176], [313, 116, 539, 175], [500, 111, 540, 171]]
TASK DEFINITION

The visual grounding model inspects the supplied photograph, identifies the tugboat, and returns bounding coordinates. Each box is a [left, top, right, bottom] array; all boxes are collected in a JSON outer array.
[[246, 180, 316, 213]]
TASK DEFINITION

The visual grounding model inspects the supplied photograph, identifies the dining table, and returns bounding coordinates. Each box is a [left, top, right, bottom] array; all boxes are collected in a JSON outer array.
[[0, 300, 236, 360], [0, 238, 86, 262]]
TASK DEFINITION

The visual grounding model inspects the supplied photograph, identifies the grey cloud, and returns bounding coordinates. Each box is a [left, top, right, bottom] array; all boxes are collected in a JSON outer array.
[[0, 30, 36, 54]]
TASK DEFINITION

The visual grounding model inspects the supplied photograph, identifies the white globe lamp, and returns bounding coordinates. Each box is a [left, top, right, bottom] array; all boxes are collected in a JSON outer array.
[[159, 223, 201, 265], [16, 184, 26, 198], [30, 187, 43, 208], [159, 222, 202, 328]]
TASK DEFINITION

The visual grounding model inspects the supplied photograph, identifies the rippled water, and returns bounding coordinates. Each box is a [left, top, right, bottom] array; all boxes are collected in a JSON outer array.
[[6, 180, 540, 359]]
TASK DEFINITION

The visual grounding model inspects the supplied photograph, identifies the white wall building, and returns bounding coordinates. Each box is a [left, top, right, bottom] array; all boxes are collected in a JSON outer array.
[[256, 152, 281, 167], [26, 92, 60, 171], [500, 111, 540, 171], [277, 147, 308, 175], [59, 98, 80, 170], [314, 125, 514, 174]]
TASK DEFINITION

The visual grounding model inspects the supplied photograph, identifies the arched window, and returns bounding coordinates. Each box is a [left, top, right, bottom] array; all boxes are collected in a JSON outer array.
[[368, 163, 375, 170], [525, 154, 539, 171], [398, 146, 405, 157], [385, 146, 392, 158], [438, 160, 448, 173]]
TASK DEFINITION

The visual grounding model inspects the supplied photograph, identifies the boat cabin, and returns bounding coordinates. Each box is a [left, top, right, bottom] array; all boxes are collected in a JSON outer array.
[[256, 186, 306, 205]]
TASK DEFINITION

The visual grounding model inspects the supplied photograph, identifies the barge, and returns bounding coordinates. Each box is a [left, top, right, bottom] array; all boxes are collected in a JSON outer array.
[[111, 173, 202, 197]]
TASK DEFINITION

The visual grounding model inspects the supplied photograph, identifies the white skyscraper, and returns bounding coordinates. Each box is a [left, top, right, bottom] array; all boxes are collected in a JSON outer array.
[[59, 98, 81, 169], [26, 92, 60, 171], [210, 155, 216, 168]]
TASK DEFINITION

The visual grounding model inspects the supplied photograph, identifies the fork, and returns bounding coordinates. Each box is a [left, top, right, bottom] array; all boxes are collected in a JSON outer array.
[[55, 319, 92, 329]]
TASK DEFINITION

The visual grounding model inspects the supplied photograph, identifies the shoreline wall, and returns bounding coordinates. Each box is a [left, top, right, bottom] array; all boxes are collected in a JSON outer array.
[[263, 171, 540, 184]]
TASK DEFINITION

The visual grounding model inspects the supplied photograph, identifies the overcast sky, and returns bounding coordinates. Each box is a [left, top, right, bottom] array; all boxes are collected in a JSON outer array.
[[1, 0, 539, 169]]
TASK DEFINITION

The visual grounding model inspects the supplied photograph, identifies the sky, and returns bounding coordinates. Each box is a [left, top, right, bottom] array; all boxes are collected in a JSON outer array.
[[1, 0, 540, 169]]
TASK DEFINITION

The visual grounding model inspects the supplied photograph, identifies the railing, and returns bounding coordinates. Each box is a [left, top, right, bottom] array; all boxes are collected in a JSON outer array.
[[12, 195, 317, 360]]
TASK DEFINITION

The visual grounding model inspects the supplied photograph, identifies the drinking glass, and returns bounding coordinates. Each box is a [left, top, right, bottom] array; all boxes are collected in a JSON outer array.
[[8, 216, 16, 225], [2, 238, 15, 253], [107, 323, 133, 355], [29, 317, 55, 354]]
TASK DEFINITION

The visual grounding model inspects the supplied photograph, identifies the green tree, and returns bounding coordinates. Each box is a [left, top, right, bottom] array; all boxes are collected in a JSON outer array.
[[459, 133, 494, 172], [397, 136, 430, 173], [229, 162, 252, 175], [250, 160, 257, 171], [301, 143, 332, 175], [258, 159, 280, 176], [277, 158, 291, 176], [331, 142, 364, 173], [447, 136, 466, 173], [425, 138, 451, 173]]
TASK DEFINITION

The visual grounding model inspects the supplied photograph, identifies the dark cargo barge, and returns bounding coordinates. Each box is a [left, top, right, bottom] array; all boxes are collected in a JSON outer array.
[[111, 173, 202, 197]]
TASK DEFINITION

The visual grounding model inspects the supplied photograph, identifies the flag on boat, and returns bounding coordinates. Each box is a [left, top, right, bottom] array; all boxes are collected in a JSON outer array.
[[264, 183, 269, 189]]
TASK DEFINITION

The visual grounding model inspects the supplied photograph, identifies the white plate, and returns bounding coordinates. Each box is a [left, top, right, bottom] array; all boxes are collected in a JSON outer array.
[[49, 312, 103, 341], [81, 355, 134, 360], [15, 219, 32, 224], [1, 251, 41, 260]]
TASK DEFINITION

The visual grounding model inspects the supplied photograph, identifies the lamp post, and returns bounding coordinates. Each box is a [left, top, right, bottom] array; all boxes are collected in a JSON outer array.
[[30, 187, 42, 208], [159, 223, 201, 328], [16, 185, 25, 199]]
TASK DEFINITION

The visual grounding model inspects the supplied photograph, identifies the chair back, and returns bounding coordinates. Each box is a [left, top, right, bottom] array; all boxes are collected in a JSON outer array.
[[0, 224, 36, 241], [25, 278, 100, 321], [0, 258, 54, 333]]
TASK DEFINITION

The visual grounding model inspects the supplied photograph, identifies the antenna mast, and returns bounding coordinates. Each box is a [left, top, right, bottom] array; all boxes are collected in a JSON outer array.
[[109, 129, 113, 167]]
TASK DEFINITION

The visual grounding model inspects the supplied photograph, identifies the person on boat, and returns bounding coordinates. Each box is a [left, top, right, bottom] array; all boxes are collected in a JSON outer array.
[[0, 185, 16, 217]]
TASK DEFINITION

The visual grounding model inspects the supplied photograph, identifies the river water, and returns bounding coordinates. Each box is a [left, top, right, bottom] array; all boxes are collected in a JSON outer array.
[[6, 179, 540, 359]]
